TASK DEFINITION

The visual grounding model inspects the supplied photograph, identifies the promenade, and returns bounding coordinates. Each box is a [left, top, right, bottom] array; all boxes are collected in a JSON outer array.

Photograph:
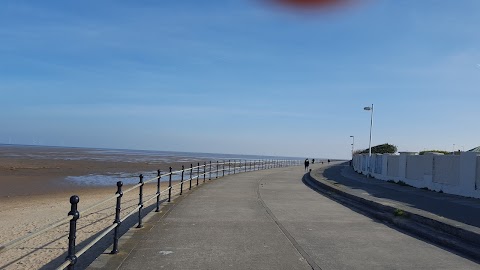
[[90, 163, 479, 270]]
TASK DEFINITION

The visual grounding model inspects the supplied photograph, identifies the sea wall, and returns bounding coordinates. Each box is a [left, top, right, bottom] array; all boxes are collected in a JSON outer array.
[[352, 152, 480, 199]]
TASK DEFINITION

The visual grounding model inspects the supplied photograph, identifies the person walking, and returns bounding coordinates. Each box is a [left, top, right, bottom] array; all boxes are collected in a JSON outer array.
[[304, 158, 310, 171]]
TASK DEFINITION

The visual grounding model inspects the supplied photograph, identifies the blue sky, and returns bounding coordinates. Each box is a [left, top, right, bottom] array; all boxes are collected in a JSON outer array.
[[1, 0, 479, 159]]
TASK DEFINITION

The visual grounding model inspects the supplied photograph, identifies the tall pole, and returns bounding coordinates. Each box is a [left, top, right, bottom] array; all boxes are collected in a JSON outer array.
[[349, 135, 355, 159], [364, 104, 374, 175], [368, 104, 374, 159]]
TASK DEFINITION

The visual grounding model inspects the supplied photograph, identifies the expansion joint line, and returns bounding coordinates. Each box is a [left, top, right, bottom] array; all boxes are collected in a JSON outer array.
[[256, 172, 322, 270]]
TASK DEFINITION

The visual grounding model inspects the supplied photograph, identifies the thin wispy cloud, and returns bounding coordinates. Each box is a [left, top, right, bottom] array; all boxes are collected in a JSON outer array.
[[2, 1, 480, 157]]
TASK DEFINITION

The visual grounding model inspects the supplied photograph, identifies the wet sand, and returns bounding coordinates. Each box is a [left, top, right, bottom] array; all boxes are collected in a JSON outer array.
[[0, 145, 207, 197], [0, 145, 211, 269]]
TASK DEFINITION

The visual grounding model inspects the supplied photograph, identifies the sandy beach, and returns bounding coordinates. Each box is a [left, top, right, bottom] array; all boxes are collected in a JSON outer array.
[[0, 145, 213, 269]]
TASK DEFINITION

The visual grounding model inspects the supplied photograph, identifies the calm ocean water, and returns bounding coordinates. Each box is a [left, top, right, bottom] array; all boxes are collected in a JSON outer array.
[[0, 144, 304, 162], [1, 144, 307, 186]]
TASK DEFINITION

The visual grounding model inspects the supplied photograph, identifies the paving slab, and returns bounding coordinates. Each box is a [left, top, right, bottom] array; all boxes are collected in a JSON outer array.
[[92, 163, 479, 270], [258, 164, 479, 270]]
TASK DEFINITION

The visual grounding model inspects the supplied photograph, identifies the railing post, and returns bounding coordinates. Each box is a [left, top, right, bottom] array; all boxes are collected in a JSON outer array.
[[233, 160, 236, 174], [228, 160, 231, 175], [136, 174, 144, 228], [222, 160, 225, 177], [111, 181, 123, 254], [245, 160, 247, 172], [209, 161, 212, 180], [189, 164, 192, 190], [156, 170, 161, 212], [66, 195, 80, 270], [197, 162, 200, 186], [216, 161, 218, 179], [250, 161, 252, 171], [180, 165, 184, 195], [203, 162, 206, 183], [168, 167, 172, 202]]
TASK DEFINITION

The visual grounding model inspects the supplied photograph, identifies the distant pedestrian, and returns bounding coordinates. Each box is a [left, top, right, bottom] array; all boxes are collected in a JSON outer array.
[[328, 159, 331, 163], [312, 159, 315, 164], [304, 158, 310, 171]]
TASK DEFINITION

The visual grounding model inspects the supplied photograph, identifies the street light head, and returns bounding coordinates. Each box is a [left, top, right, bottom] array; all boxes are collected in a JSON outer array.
[[350, 135, 354, 138], [363, 107, 372, 111]]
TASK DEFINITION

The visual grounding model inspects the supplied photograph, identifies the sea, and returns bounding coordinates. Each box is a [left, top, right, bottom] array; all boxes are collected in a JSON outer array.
[[0, 144, 307, 186]]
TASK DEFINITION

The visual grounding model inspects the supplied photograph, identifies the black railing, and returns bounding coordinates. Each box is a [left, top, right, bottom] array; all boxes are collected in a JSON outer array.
[[0, 159, 301, 270]]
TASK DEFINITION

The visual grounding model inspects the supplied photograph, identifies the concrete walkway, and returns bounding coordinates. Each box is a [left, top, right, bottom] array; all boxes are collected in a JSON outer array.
[[91, 163, 479, 270]]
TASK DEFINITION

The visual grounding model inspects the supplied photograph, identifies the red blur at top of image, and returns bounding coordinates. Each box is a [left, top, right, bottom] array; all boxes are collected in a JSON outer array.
[[267, 0, 356, 10]]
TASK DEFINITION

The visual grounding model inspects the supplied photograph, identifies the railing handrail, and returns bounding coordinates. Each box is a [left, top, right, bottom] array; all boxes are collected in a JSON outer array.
[[0, 158, 301, 269]]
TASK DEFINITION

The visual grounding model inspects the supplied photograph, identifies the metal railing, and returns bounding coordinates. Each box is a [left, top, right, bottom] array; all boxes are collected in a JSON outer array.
[[0, 159, 300, 270]]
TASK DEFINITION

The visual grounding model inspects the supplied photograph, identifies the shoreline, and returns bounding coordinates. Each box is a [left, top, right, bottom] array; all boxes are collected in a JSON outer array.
[[0, 144, 279, 198], [0, 145, 214, 269], [0, 179, 188, 270]]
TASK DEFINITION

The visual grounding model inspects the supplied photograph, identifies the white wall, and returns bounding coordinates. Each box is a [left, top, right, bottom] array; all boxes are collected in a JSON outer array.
[[476, 156, 480, 190], [406, 155, 431, 181], [433, 155, 460, 185], [387, 155, 399, 177], [353, 152, 480, 199]]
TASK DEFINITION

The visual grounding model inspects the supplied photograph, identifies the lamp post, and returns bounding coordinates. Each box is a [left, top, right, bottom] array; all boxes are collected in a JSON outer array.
[[349, 135, 355, 159], [363, 104, 374, 175]]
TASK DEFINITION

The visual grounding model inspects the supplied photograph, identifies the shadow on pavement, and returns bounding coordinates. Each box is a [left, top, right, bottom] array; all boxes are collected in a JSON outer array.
[[321, 164, 480, 228]]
